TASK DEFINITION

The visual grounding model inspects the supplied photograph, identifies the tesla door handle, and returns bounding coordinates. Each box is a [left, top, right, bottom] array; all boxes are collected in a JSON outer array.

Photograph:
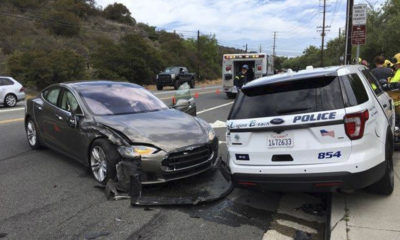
[[55, 114, 63, 121]]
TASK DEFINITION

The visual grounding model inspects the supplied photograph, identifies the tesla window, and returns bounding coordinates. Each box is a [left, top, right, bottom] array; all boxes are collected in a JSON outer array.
[[78, 83, 168, 115]]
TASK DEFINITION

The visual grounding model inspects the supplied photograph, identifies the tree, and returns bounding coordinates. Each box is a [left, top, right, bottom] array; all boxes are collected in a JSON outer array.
[[45, 11, 81, 37], [8, 49, 86, 89], [103, 3, 136, 25], [91, 34, 162, 84]]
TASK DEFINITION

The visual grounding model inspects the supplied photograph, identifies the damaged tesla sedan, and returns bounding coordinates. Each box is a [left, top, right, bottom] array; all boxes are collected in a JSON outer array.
[[25, 81, 219, 185]]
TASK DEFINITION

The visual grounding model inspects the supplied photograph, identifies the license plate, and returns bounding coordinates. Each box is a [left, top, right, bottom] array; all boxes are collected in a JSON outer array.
[[268, 133, 294, 148]]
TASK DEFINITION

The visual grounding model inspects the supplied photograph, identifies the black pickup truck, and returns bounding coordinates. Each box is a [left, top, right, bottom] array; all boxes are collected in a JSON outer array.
[[156, 66, 196, 90]]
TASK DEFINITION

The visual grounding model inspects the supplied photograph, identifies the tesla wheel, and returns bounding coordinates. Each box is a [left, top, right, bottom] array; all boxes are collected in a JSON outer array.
[[157, 85, 163, 91], [26, 119, 41, 150], [4, 94, 17, 107], [89, 139, 119, 185], [369, 130, 394, 195]]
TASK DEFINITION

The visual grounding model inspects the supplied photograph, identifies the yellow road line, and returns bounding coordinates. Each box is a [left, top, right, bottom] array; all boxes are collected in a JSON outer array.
[[0, 118, 24, 125]]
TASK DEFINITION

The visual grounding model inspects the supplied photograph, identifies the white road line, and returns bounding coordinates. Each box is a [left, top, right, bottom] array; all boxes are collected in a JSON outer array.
[[197, 102, 233, 115], [0, 107, 25, 113]]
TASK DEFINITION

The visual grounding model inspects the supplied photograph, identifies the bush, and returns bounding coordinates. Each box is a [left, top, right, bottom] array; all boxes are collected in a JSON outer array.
[[8, 49, 86, 90], [45, 11, 81, 37], [91, 34, 162, 85], [103, 3, 136, 25]]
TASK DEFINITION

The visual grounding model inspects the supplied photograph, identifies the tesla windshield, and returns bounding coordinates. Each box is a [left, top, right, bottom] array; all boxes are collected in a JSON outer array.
[[78, 83, 168, 115]]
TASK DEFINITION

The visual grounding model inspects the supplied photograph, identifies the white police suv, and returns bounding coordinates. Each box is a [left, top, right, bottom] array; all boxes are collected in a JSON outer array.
[[226, 65, 395, 194]]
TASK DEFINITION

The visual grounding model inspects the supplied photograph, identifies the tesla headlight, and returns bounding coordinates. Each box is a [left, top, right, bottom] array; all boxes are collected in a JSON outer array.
[[118, 145, 157, 158], [208, 128, 216, 141]]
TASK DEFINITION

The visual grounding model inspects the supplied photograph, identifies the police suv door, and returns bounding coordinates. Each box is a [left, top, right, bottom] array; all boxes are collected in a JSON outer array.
[[359, 68, 394, 129]]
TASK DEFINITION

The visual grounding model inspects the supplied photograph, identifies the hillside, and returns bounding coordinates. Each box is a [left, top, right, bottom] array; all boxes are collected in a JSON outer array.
[[0, 0, 240, 90]]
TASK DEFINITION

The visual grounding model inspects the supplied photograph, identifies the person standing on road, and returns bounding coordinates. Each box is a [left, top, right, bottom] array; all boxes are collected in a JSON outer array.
[[390, 54, 400, 83], [371, 55, 393, 83], [234, 65, 249, 89]]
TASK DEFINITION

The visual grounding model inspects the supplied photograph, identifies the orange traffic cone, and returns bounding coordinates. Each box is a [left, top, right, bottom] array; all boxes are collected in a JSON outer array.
[[194, 92, 199, 98], [172, 96, 176, 105]]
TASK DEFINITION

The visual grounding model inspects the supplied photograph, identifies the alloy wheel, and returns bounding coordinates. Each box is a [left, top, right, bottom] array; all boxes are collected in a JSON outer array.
[[90, 146, 108, 183], [5, 95, 16, 107], [26, 121, 37, 146]]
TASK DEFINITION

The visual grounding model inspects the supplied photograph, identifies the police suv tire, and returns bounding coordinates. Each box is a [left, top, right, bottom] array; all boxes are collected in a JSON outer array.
[[368, 130, 394, 195], [89, 139, 120, 185], [157, 85, 163, 91]]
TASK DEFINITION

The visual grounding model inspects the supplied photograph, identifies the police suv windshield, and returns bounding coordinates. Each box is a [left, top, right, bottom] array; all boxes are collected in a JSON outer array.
[[229, 77, 344, 120]]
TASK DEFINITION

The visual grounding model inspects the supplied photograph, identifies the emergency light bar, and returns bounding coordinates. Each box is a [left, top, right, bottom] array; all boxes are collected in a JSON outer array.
[[224, 54, 265, 59]]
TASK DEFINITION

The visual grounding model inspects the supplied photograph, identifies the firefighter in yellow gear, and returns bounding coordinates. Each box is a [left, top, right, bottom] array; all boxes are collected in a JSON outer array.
[[390, 53, 400, 83]]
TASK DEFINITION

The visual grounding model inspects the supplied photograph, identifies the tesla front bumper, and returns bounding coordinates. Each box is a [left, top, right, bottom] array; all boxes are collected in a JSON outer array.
[[138, 138, 219, 184]]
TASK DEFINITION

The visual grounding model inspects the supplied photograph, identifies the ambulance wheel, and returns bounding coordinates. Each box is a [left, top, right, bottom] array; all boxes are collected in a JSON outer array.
[[226, 92, 235, 99]]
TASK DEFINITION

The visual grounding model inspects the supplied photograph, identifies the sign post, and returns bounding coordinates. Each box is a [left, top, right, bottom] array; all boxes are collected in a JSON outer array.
[[352, 4, 367, 63]]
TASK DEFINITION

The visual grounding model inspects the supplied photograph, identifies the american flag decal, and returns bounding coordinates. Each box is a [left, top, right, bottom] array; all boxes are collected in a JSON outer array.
[[320, 129, 335, 137]]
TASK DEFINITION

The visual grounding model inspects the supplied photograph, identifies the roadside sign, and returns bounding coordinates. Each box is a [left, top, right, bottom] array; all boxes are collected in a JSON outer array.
[[352, 4, 367, 46], [352, 25, 366, 45], [353, 4, 367, 26]]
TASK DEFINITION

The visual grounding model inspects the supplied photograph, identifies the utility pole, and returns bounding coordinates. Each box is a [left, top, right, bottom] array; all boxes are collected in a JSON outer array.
[[345, 0, 354, 64], [259, 44, 262, 53], [197, 30, 200, 80], [272, 31, 276, 72], [320, 0, 327, 67], [245, 43, 248, 52]]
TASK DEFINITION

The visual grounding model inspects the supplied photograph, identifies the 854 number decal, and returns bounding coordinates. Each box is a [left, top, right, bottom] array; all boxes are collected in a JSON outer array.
[[318, 151, 342, 159]]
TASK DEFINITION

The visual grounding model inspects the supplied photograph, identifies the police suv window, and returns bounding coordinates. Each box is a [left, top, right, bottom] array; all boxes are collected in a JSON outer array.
[[362, 69, 383, 95], [229, 77, 344, 119], [340, 74, 369, 106]]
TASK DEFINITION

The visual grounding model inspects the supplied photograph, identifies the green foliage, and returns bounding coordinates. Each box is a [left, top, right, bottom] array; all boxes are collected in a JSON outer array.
[[103, 3, 136, 25], [91, 34, 162, 84], [4, 0, 45, 11], [8, 49, 86, 89], [44, 10, 81, 37], [282, 46, 321, 70]]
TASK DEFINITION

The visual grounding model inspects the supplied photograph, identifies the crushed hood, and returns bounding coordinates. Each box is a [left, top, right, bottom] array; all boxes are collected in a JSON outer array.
[[94, 109, 208, 152]]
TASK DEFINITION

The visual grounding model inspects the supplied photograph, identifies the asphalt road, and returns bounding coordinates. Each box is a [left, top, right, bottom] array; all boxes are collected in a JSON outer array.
[[0, 86, 328, 240]]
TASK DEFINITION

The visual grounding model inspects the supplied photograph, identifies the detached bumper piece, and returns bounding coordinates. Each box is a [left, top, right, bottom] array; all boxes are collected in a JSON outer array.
[[130, 162, 233, 206]]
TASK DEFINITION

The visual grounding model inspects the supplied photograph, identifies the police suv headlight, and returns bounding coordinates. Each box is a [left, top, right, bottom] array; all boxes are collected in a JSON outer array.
[[171, 74, 176, 79], [118, 145, 157, 158], [208, 128, 216, 141]]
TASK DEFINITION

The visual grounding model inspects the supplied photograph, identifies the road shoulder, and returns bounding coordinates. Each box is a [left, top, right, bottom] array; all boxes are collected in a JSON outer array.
[[331, 152, 400, 240]]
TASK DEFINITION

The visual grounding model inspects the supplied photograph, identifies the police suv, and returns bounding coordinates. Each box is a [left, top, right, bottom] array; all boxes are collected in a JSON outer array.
[[226, 65, 395, 194]]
